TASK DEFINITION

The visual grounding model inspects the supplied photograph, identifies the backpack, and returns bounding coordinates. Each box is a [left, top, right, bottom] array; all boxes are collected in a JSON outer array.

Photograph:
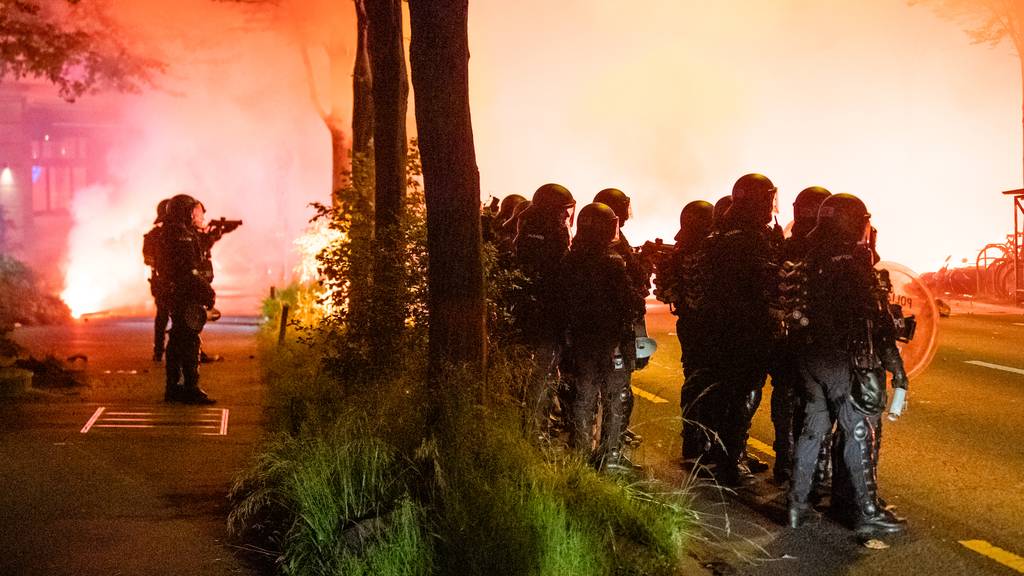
[[142, 226, 162, 268]]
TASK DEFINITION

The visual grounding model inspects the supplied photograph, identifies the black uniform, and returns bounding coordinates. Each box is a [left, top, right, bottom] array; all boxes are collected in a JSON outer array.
[[159, 218, 216, 403], [788, 244, 905, 533], [608, 230, 649, 432], [513, 204, 571, 434], [143, 223, 171, 361], [557, 240, 634, 467], [768, 229, 815, 482], [693, 210, 777, 483]]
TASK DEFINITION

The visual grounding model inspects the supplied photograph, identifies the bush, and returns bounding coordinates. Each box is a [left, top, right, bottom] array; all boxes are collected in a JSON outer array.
[[229, 419, 433, 576], [0, 254, 71, 334], [231, 141, 696, 574]]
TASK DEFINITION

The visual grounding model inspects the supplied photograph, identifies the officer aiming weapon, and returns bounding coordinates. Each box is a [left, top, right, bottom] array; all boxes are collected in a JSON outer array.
[[207, 217, 243, 238]]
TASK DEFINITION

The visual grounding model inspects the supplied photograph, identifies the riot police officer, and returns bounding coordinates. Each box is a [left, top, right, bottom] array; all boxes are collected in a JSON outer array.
[[654, 200, 716, 467], [694, 174, 779, 485], [491, 194, 527, 254], [593, 188, 648, 454], [143, 198, 171, 362], [769, 186, 831, 483], [159, 194, 217, 404], [787, 193, 906, 534], [557, 202, 635, 470], [513, 183, 576, 436]]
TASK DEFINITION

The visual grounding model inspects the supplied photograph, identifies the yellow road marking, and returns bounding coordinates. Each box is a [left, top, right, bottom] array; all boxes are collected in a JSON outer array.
[[747, 437, 775, 457], [960, 540, 1024, 573], [630, 386, 669, 404]]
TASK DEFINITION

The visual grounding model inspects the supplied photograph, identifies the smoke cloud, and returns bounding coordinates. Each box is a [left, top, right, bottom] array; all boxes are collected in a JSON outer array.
[[61, 0, 1019, 316], [468, 0, 1019, 273]]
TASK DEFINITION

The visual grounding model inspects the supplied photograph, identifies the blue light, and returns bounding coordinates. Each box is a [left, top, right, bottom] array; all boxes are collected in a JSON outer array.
[[31, 165, 43, 183]]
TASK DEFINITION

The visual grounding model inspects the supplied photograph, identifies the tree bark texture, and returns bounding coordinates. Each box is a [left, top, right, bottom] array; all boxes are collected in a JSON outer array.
[[366, 0, 409, 356], [408, 0, 486, 379], [352, 0, 374, 160]]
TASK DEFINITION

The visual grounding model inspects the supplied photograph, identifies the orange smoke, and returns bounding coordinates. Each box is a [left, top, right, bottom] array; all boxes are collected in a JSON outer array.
[[468, 0, 1019, 274]]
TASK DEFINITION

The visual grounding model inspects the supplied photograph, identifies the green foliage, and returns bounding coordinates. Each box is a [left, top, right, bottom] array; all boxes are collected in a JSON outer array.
[[297, 141, 428, 380], [426, 364, 693, 576], [0, 254, 70, 335], [229, 419, 433, 576], [0, 0, 163, 101], [236, 139, 695, 575]]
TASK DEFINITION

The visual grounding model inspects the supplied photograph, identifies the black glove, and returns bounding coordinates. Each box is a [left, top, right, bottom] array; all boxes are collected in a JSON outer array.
[[891, 369, 909, 390]]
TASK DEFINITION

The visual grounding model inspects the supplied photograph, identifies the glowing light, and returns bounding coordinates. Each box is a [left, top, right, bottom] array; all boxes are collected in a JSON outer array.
[[0, 167, 12, 186]]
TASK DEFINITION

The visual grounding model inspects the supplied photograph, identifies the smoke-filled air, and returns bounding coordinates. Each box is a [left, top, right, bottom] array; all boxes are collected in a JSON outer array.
[[60, 0, 1018, 315]]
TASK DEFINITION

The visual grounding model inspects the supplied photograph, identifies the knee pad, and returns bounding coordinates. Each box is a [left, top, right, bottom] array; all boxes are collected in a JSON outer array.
[[852, 420, 869, 442]]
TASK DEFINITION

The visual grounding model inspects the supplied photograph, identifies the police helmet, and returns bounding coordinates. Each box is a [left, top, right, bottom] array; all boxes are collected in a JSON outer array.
[[575, 202, 619, 247], [793, 186, 831, 221], [496, 194, 527, 223], [593, 188, 631, 224], [731, 173, 777, 203], [813, 193, 871, 245], [675, 200, 715, 244], [532, 183, 576, 212], [166, 194, 200, 225], [501, 200, 532, 233], [155, 198, 171, 224], [712, 195, 732, 225]]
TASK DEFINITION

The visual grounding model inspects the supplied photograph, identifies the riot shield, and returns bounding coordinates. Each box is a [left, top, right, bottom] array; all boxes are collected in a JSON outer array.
[[877, 261, 940, 378]]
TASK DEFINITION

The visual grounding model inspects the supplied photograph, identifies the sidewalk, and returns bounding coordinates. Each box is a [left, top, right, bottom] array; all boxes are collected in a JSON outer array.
[[0, 317, 267, 576]]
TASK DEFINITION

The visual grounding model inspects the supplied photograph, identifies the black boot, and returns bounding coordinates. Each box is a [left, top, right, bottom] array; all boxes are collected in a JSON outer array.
[[181, 387, 216, 405], [164, 385, 183, 402], [854, 504, 906, 534]]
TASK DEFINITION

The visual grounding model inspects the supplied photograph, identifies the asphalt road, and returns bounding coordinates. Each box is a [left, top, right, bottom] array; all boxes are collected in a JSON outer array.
[[0, 317, 267, 576], [628, 302, 1024, 575]]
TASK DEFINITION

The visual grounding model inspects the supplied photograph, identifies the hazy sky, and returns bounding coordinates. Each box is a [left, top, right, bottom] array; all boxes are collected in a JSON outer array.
[[59, 0, 1020, 314]]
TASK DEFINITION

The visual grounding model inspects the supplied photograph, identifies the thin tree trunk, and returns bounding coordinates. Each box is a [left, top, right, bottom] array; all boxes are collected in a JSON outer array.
[[352, 0, 374, 160], [366, 0, 409, 357], [408, 0, 486, 384]]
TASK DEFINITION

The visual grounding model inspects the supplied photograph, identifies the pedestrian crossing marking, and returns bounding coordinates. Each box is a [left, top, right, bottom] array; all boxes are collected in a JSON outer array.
[[631, 385, 669, 404], [80, 406, 229, 435], [960, 540, 1024, 573], [964, 360, 1024, 376]]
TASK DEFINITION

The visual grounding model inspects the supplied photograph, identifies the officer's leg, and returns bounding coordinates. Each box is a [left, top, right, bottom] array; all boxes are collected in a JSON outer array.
[[600, 354, 632, 470], [570, 352, 600, 454], [680, 369, 711, 463], [164, 316, 184, 401], [153, 302, 169, 362], [739, 376, 769, 473], [525, 342, 559, 438], [835, 377, 904, 534], [788, 356, 832, 527], [769, 360, 798, 482]]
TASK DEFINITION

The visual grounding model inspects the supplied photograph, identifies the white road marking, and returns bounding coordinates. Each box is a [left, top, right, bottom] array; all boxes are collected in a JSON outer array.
[[964, 360, 1024, 376], [81, 406, 230, 435], [80, 407, 105, 434], [1013, 322, 1024, 327], [631, 386, 669, 404]]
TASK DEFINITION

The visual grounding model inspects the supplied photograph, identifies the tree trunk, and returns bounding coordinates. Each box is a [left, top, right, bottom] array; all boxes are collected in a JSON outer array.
[[352, 0, 374, 161], [408, 0, 486, 384], [328, 123, 350, 201], [366, 0, 409, 358]]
